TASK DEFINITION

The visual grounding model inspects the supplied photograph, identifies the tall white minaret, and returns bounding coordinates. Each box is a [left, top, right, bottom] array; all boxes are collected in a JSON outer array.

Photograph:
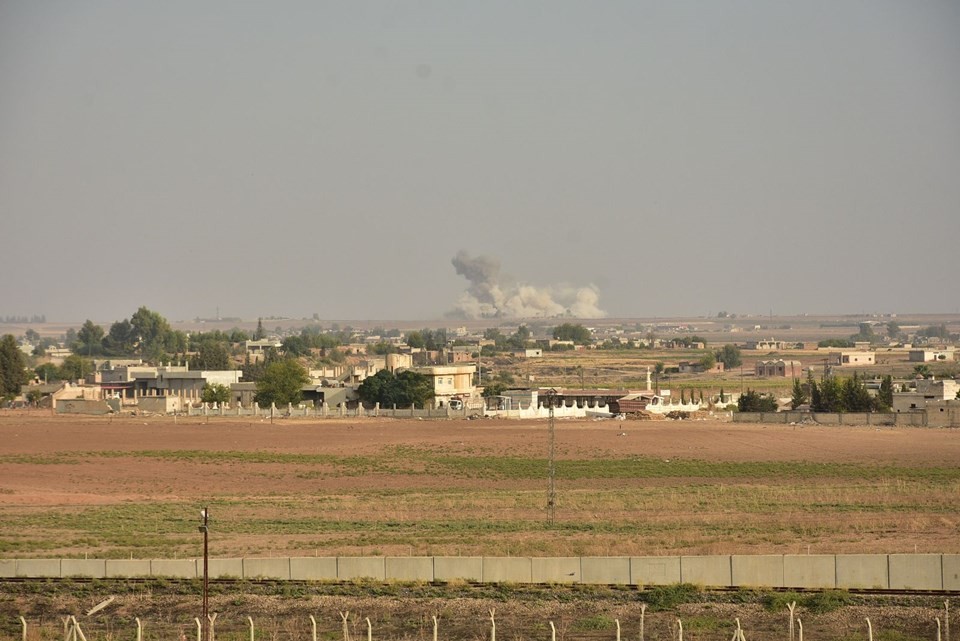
[[646, 366, 652, 392]]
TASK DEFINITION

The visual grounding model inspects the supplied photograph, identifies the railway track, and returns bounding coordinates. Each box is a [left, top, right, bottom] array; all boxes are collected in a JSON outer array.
[[0, 576, 957, 598]]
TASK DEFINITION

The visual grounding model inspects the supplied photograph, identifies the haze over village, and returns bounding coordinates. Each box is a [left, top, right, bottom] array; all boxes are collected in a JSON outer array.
[[3, 3, 960, 638]]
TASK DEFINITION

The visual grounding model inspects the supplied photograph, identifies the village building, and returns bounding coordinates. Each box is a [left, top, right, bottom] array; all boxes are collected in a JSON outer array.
[[893, 378, 960, 413], [908, 348, 955, 363], [754, 359, 803, 377], [411, 364, 477, 409], [828, 351, 876, 367]]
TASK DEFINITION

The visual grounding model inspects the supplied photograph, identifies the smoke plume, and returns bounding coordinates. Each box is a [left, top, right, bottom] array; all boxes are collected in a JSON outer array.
[[448, 251, 606, 319]]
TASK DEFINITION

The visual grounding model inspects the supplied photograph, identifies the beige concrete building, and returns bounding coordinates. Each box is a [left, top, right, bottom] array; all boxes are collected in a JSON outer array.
[[411, 365, 477, 408], [894, 378, 960, 413], [908, 348, 955, 362], [828, 351, 876, 367]]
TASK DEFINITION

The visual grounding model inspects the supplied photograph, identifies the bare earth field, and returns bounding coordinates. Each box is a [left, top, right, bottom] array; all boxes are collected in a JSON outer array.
[[1, 412, 959, 559], [1, 412, 959, 641]]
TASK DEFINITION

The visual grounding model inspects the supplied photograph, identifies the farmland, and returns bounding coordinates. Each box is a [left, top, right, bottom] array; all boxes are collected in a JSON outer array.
[[2, 413, 959, 640], [1, 413, 958, 559]]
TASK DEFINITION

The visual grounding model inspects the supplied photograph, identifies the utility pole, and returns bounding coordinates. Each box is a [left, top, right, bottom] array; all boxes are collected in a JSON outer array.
[[547, 389, 556, 526], [199, 508, 209, 641]]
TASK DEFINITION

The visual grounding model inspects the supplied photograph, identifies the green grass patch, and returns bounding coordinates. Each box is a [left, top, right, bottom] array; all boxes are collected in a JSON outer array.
[[641, 583, 701, 610]]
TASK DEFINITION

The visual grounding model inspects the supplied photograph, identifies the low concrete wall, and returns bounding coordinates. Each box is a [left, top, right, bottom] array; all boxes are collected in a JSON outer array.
[[4, 554, 957, 591], [943, 555, 960, 591], [681, 556, 731, 587], [289, 557, 337, 581], [631, 556, 681, 586], [16, 559, 61, 578], [433, 556, 482, 582], [888, 554, 941, 590], [732, 555, 783, 588], [105, 559, 151, 578], [836, 554, 888, 589], [61, 559, 107, 577], [0, 559, 16, 578], [581, 557, 630, 585], [783, 555, 835, 589], [482, 557, 532, 583], [150, 559, 196, 578], [734, 410, 949, 427], [338, 557, 385, 580], [56, 399, 112, 415], [531, 557, 580, 583], [243, 558, 290, 580], [208, 558, 243, 579], [386, 557, 433, 582]]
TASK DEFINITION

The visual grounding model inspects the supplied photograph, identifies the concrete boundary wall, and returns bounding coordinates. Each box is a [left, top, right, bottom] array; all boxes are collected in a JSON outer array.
[[733, 411, 935, 427], [3, 555, 957, 591]]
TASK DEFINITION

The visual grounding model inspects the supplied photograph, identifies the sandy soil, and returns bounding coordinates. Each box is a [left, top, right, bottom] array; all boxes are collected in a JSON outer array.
[[2, 412, 959, 559]]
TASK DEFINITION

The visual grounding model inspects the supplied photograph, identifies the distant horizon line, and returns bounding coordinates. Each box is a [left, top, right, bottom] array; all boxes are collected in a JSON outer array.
[[3, 311, 960, 328]]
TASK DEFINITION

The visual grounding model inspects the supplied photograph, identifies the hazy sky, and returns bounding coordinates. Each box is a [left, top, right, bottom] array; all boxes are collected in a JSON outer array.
[[2, 1, 958, 323]]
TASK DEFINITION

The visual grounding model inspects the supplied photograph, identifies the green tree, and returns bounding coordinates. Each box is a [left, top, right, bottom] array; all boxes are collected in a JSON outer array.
[[840, 373, 871, 411], [0, 335, 30, 398], [103, 319, 136, 355], [918, 324, 949, 339], [876, 375, 894, 411], [201, 383, 232, 404], [24, 328, 40, 344], [191, 340, 232, 371], [59, 355, 95, 381], [357, 369, 434, 408], [76, 320, 105, 356], [130, 306, 172, 360], [482, 380, 508, 397], [715, 344, 742, 370], [25, 388, 43, 406], [737, 389, 778, 412], [253, 318, 266, 341], [849, 322, 876, 343], [817, 339, 855, 348], [552, 323, 592, 345], [254, 359, 309, 407], [698, 351, 716, 370], [815, 376, 844, 412], [367, 341, 398, 355], [281, 335, 310, 357], [886, 321, 901, 338], [406, 331, 425, 349], [35, 362, 61, 383], [790, 378, 807, 410]]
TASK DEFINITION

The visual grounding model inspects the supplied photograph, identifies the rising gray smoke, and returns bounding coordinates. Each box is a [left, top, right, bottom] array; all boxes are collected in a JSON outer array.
[[448, 251, 606, 319]]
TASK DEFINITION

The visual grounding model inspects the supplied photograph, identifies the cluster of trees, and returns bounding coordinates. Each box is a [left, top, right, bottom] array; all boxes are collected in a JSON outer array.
[[279, 325, 350, 358], [73, 307, 187, 362], [552, 323, 591, 345], [356, 369, 434, 408], [34, 356, 95, 383], [253, 360, 310, 407], [0, 335, 29, 399], [790, 373, 893, 413], [818, 339, 855, 348], [714, 344, 742, 370], [2, 315, 45, 323], [737, 389, 778, 412], [917, 324, 953, 340], [479, 326, 534, 354], [481, 371, 515, 397]]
